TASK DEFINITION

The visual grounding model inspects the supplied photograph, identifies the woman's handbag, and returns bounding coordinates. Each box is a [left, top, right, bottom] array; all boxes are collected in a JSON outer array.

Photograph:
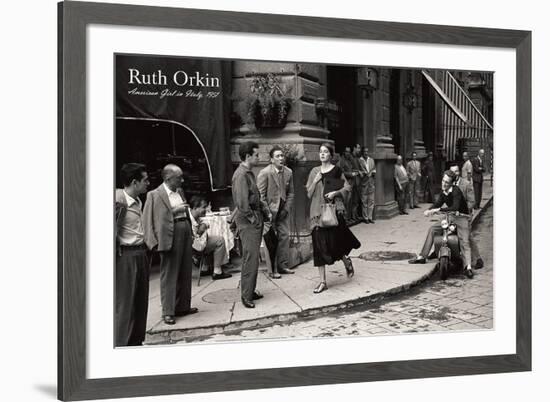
[[320, 202, 339, 228]]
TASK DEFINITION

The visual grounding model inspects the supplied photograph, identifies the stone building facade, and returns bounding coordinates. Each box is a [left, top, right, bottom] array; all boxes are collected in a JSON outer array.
[[228, 62, 493, 266]]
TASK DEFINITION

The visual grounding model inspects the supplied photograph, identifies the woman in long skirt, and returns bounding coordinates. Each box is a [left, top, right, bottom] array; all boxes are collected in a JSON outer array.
[[306, 143, 361, 293]]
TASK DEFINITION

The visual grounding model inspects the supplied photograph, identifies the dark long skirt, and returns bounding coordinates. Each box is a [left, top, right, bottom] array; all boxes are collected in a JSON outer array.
[[312, 214, 361, 267]]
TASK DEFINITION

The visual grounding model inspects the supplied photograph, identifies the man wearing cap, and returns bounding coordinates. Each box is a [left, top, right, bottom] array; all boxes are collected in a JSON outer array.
[[143, 164, 198, 325]]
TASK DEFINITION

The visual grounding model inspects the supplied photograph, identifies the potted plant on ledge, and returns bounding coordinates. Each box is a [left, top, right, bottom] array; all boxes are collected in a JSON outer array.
[[245, 73, 293, 130]]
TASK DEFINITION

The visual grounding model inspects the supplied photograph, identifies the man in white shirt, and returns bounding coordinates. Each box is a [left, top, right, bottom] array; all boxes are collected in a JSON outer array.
[[394, 155, 409, 215], [115, 163, 150, 346], [143, 164, 198, 325], [461, 152, 473, 179], [406, 151, 422, 209], [359, 147, 376, 223], [189, 195, 232, 280]]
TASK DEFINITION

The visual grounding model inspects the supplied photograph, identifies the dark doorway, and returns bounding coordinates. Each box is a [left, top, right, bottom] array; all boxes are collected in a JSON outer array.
[[389, 69, 401, 156], [326, 66, 357, 152], [422, 75, 436, 154], [115, 119, 212, 199]]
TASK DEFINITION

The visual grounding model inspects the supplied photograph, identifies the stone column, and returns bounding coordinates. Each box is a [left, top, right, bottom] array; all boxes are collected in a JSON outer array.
[[359, 68, 399, 219], [231, 62, 332, 267]]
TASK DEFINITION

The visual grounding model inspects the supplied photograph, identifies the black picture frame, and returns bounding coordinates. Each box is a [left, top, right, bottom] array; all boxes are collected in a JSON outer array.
[[58, 1, 532, 400]]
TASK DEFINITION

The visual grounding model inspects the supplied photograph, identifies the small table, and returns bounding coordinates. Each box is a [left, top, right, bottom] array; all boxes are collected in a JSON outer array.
[[201, 213, 234, 260]]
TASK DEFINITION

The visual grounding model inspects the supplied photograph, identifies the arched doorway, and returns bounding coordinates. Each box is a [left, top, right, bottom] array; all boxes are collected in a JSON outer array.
[[115, 118, 213, 200]]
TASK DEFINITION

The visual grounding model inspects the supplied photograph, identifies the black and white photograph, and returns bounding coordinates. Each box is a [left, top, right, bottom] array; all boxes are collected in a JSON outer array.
[[114, 54, 494, 347]]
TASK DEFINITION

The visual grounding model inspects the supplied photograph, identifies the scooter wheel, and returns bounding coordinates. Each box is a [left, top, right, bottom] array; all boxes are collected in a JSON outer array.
[[439, 256, 449, 280]]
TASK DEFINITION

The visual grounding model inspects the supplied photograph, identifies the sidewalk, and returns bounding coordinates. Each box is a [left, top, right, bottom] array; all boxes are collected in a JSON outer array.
[[145, 178, 493, 345]]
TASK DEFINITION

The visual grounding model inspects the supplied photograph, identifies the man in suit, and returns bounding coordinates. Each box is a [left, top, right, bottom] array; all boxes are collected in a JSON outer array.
[[408, 170, 475, 279], [422, 152, 435, 203], [257, 145, 295, 278], [451, 165, 484, 270], [472, 149, 485, 209], [406, 151, 422, 209], [115, 163, 150, 346], [394, 155, 409, 215], [142, 164, 198, 325], [339, 145, 361, 224], [358, 146, 376, 223], [232, 141, 271, 308]]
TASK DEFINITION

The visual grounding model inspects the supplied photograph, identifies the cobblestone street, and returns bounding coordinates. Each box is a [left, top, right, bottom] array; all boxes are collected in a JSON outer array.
[[178, 205, 493, 343]]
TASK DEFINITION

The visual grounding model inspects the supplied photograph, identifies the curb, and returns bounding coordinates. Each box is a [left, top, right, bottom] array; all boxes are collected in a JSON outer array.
[[145, 194, 493, 345], [145, 264, 438, 344]]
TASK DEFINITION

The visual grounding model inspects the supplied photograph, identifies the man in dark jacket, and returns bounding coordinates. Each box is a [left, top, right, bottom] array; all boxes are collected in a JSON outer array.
[[232, 141, 271, 308], [471, 149, 485, 209], [408, 170, 475, 278]]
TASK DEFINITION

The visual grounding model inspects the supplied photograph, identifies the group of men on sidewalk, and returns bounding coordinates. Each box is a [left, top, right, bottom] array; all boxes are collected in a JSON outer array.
[[231, 142, 295, 308], [394, 151, 436, 215], [114, 142, 296, 346], [113, 144, 487, 347], [338, 144, 377, 225]]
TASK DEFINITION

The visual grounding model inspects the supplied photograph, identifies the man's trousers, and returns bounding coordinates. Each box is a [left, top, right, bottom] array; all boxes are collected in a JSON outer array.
[[360, 176, 376, 221], [159, 220, 193, 316], [234, 211, 263, 301], [115, 245, 150, 346]]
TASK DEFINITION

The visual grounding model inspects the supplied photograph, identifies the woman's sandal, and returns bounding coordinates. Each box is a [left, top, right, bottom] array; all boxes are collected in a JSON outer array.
[[343, 256, 355, 278], [313, 282, 328, 294]]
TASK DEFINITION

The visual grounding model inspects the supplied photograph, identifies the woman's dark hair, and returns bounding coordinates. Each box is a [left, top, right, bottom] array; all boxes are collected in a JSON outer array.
[[319, 142, 334, 157], [120, 163, 147, 187], [189, 195, 208, 209], [238, 141, 259, 161]]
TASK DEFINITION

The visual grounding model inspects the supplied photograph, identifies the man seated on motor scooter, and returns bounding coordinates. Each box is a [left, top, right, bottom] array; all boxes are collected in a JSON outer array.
[[408, 170, 475, 279]]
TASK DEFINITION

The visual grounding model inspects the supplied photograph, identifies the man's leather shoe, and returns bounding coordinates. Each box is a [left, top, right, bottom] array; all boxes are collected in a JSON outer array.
[[368, 219, 375, 224], [474, 258, 484, 269], [163, 315, 176, 325], [465, 268, 474, 279], [279, 268, 295, 275], [269, 272, 282, 279], [403, 211, 409, 215], [175, 307, 199, 317], [408, 256, 426, 264], [241, 298, 255, 308], [212, 272, 232, 280], [200, 270, 211, 277], [252, 291, 264, 300]]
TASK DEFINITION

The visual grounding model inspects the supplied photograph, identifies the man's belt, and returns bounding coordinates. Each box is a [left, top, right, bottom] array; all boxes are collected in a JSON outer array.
[[120, 243, 147, 250], [174, 216, 190, 223]]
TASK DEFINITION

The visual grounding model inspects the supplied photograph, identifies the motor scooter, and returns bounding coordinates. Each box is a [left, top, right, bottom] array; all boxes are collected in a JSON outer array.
[[433, 212, 468, 280]]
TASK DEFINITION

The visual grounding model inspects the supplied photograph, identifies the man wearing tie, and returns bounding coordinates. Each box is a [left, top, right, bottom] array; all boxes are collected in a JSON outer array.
[[143, 164, 198, 325], [471, 149, 485, 209], [257, 145, 295, 278], [406, 152, 421, 209], [359, 147, 376, 223]]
